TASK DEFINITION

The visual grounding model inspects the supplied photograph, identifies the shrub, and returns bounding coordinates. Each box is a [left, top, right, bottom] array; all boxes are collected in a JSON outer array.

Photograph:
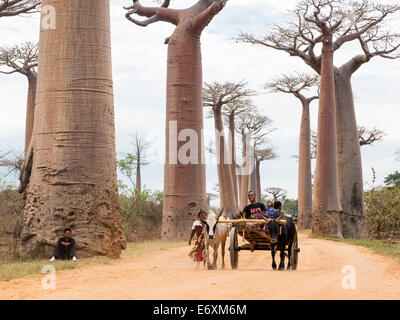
[[119, 188, 164, 241], [364, 186, 400, 240], [0, 183, 24, 237]]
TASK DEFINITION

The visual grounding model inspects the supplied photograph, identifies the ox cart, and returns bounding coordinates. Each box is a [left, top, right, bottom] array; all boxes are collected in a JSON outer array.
[[218, 218, 300, 270]]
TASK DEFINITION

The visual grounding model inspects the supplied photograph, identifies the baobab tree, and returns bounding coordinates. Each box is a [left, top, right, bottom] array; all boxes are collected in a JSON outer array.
[[0, 0, 40, 17], [124, 0, 228, 240], [254, 147, 276, 202], [117, 133, 151, 193], [236, 0, 400, 238], [266, 73, 319, 229], [221, 83, 256, 204], [236, 110, 273, 208], [203, 80, 254, 215], [311, 126, 385, 157], [0, 42, 38, 154], [358, 127, 385, 147], [20, 0, 126, 258], [265, 187, 287, 201], [131, 131, 151, 193]]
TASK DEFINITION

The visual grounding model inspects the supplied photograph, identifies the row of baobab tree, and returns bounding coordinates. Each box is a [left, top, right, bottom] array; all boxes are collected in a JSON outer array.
[[236, 0, 400, 238], [0, 0, 399, 258]]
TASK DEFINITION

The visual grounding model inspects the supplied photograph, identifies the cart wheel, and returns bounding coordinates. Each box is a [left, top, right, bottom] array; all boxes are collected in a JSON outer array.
[[290, 231, 299, 270], [230, 227, 239, 269]]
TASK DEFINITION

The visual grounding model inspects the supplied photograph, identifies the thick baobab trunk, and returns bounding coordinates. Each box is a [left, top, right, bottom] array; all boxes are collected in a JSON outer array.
[[162, 23, 208, 240], [297, 100, 313, 229], [213, 108, 236, 217], [312, 32, 342, 238], [21, 0, 126, 258], [25, 74, 36, 154], [228, 114, 238, 206], [334, 69, 365, 238]]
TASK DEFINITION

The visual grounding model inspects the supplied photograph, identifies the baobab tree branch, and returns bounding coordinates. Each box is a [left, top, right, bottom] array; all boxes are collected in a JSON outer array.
[[358, 126, 385, 147], [191, 0, 227, 32], [0, 42, 38, 77], [0, 0, 40, 17], [236, 0, 400, 75], [124, 0, 179, 27], [266, 72, 319, 104]]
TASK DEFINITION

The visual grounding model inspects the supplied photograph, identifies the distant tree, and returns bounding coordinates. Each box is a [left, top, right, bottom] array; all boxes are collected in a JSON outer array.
[[358, 126, 385, 147], [384, 171, 400, 188], [254, 147, 277, 202], [265, 187, 287, 201], [203, 80, 254, 214], [0, 42, 38, 154], [311, 126, 385, 157], [206, 193, 217, 206], [117, 132, 152, 193], [0, 149, 24, 179], [0, 0, 40, 17], [236, 109, 273, 207], [131, 132, 151, 193]]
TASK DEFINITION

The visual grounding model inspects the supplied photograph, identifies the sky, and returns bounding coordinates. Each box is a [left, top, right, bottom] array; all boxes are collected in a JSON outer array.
[[0, 0, 399, 203]]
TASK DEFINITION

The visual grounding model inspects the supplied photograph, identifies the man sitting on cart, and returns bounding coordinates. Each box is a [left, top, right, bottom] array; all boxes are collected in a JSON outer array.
[[242, 191, 267, 219]]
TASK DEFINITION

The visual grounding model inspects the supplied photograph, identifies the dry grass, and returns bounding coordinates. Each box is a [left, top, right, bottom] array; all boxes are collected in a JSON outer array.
[[0, 240, 186, 282]]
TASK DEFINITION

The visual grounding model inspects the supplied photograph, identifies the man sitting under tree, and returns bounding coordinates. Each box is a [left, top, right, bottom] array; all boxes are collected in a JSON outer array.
[[49, 228, 77, 261]]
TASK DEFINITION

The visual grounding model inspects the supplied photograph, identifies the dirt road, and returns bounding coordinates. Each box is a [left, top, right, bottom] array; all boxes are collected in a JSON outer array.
[[1, 233, 399, 300]]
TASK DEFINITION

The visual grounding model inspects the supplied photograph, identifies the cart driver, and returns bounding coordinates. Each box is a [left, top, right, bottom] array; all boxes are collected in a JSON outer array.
[[242, 191, 267, 219]]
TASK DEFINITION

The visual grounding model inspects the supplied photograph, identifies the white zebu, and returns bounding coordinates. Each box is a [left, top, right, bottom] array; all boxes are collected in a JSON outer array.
[[199, 208, 228, 270]]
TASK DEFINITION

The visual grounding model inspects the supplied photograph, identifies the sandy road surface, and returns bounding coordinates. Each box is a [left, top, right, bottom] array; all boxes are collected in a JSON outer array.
[[1, 233, 400, 300]]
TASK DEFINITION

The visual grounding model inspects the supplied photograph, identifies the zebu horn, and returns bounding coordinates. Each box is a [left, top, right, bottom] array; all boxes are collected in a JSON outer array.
[[217, 208, 224, 219]]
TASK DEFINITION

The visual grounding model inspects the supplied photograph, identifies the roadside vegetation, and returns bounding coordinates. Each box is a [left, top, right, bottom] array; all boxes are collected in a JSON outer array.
[[1, 240, 186, 282]]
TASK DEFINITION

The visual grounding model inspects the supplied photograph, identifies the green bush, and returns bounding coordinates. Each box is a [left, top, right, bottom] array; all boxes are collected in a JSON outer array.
[[0, 183, 24, 237], [119, 188, 164, 241], [365, 186, 400, 240]]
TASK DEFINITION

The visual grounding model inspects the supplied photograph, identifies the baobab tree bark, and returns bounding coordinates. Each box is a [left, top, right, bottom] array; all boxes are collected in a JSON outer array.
[[227, 114, 238, 203], [239, 132, 250, 209], [298, 98, 314, 229], [334, 64, 364, 237], [125, 0, 227, 240], [20, 0, 126, 258], [25, 74, 36, 153], [312, 31, 342, 237]]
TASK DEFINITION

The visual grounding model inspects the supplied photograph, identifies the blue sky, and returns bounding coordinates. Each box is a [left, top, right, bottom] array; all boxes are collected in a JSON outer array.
[[0, 0, 399, 203]]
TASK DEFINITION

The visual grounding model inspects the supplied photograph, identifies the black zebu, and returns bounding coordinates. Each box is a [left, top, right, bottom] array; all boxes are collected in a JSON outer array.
[[265, 213, 297, 271]]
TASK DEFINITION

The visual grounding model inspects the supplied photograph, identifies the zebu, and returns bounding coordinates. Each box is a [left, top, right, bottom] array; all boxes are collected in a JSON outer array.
[[199, 208, 228, 270]]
